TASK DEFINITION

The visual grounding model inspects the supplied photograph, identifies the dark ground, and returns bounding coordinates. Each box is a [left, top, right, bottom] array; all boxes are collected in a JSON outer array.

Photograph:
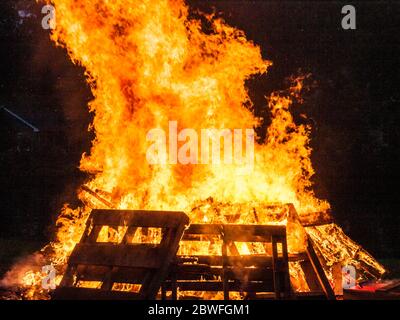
[[0, 1, 399, 275]]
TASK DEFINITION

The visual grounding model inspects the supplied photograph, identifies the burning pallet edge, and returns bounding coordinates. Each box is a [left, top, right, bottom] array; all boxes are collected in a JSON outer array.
[[37, 186, 384, 299], [50, 208, 385, 300]]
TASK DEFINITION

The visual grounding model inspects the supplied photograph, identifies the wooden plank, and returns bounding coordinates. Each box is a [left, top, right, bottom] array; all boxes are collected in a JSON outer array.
[[74, 265, 149, 284], [171, 272, 177, 300], [122, 226, 138, 244], [271, 235, 281, 299], [301, 218, 334, 227], [299, 213, 333, 227], [163, 280, 275, 292], [89, 210, 189, 228], [100, 266, 117, 290], [224, 225, 283, 242], [222, 240, 229, 300], [166, 224, 291, 299], [358, 259, 385, 279], [85, 225, 103, 243], [185, 224, 286, 239], [300, 260, 323, 292], [280, 234, 292, 297], [69, 243, 163, 268], [219, 267, 274, 281], [175, 264, 211, 275], [55, 210, 190, 300], [305, 237, 336, 300], [185, 224, 222, 235], [80, 186, 116, 209], [177, 255, 273, 267], [144, 221, 188, 299], [332, 262, 343, 295], [182, 234, 273, 243], [176, 253, 306, 268], [175, 267, 274, 281], [227, 241, 240, 256], [59, 265, 77, 287]]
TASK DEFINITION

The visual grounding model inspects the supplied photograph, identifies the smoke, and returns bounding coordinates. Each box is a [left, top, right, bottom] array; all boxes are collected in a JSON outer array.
[[0, 252, 44, 289]]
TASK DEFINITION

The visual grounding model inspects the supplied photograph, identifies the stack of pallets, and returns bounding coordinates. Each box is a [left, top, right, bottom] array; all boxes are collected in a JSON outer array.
[[53, 208, 335, 300]]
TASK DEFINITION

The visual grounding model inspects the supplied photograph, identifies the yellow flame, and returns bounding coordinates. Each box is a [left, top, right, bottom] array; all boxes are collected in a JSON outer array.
[[12, 0, 382, 299]]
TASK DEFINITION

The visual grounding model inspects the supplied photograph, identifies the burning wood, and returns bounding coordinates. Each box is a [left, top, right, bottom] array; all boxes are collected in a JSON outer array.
[[50, 206, 383, 300], [3, 0, 386, 300], [80, 185, 115, 209], [53, 210, 189, 300]]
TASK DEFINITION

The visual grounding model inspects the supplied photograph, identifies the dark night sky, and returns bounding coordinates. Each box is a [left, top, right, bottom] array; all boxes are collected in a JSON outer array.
[[0, 1, 399, 259]]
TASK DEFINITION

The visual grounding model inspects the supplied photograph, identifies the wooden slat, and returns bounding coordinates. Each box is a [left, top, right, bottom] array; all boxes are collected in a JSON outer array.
[[75, 265, 148, 284], [57, 211, 299, 300], [185, 224, 286, 239], [59, 265, 77, 287], [166, 223, 291, 299], [271, 235, 280, 299], [163, 281, 274, 292], [144, 220, 188, 299], [122, 226, 138, 244], [179, 255, 272, 267], [85, 225, 103, 243], [185, 224, 222, 235], [305, 238, 336, 300], [175, 264, 211, 275], [218, 267, 274, 281], [301, 218, 334, 227], [181, 234, 273, 243], [90, 209, 190, 228], [174, 267, 274, 281], [227, 241, 240, 255], [300, 214, 333, 227], [280, 233, 291, 297], [55, 210, 190, 300], [222, 240, 229, 300], [300, 260, 323, 292], [176, 254, 297, 268], [69, 243, 163, 268]]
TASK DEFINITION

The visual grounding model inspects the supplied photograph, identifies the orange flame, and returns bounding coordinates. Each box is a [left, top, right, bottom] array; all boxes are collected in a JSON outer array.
[[49, 0, 328, 212], [46, 0, 324, 283], [8, 0, 382, 299]]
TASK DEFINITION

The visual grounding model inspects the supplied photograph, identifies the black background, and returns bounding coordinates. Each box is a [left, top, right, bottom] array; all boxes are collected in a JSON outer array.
[[0, 0, 399, 265]]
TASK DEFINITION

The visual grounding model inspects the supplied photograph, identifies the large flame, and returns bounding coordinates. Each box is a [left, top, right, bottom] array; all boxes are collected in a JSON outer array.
[[53, 0, 328, 210], [47, 0, 329, 261], [2, 0, 384, 299]]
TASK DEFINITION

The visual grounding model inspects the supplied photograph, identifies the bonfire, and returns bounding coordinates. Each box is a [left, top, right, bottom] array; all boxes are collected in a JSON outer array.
[[1, 0, 385, 300]]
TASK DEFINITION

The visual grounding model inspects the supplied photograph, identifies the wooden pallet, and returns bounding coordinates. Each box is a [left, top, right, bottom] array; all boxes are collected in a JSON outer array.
[[52, 209, 189, 300], [52, 205, 336, 300], [162, 224, 292, 300], [287, 203, 336, 300]]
